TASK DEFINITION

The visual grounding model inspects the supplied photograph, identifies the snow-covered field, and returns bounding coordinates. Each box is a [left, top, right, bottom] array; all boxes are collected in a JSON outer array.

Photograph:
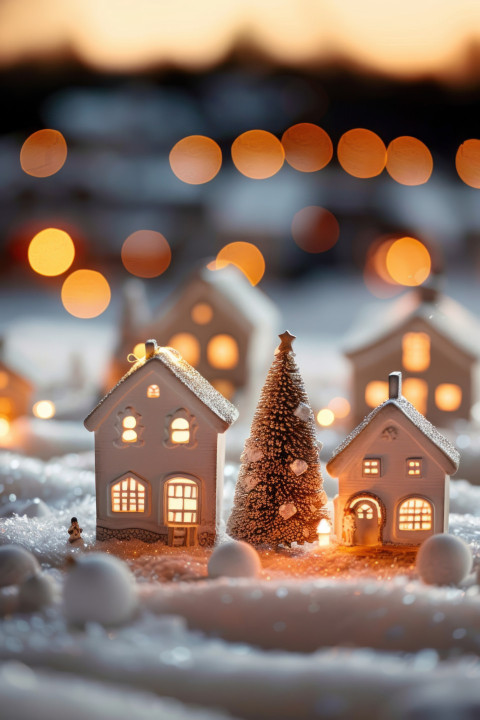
[[2, 450, 480, 719]]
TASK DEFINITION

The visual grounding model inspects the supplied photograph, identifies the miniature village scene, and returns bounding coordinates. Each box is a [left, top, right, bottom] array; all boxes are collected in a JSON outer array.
[[5, 5, 480, 719]]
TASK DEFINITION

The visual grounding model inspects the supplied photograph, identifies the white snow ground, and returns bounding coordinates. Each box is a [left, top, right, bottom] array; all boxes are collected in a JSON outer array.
[[2, 450, 480, 719]]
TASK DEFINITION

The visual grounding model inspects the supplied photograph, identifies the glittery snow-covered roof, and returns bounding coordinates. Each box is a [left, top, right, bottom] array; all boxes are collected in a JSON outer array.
[[85, 344, 239, 432], [327, 396, 460, 474], [344, 287, 480, 360]]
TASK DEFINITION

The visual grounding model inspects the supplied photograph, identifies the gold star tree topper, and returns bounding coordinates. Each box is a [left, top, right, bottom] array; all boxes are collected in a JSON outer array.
[[276, 330, 296, 354]]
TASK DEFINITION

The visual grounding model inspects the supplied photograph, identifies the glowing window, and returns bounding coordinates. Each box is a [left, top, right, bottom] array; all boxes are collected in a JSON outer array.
[[166, 478, 198, 524], [167, 333, 200, 367], [363, 458, 380, 476], [398, 497, 432, 531], [147, 384, 160, 398], [435, 383, 462, 412], [356, 503, 374, 520], [0, 372, 9, 390], [122, 415, 137, 443], [207, 334, 239, 370], [211, 379, 236, 399], [403, 378, 428, 415], [402, 332, 430, 372], [191, 303, 213, 325], [171, 417, 190, 444], [0, 416, 10, 438], [407, 459, 422, 476], [111, 476, 146, 513], [365, 381, 388, 408]]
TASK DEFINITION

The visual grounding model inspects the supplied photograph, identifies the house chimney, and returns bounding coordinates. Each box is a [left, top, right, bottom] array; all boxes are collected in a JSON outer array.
[[389, 371, 402, 400], [144, 339, 157, 359]]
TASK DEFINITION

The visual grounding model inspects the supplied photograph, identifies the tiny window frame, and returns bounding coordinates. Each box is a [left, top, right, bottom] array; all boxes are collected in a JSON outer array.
[[164, 408, 198, 449], [406, 458, 422, 477], [147, 384, 160, 399], [109, 472, 150, 516], [362, 458, 381, 477], [114, 406, 144, 448]]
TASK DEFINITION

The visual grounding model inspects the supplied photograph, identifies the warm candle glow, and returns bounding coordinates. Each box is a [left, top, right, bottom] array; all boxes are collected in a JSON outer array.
[[317, 518, 331, 546], [32, 400, 56, 419]]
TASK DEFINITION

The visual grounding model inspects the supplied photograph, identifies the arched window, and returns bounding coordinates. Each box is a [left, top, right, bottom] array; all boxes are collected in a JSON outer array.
[[365, 381, 388, 408], [356, 503, 374, 519], [435, 383, 462, 411], [403, 378, 428, 415], [165, 408, 197, 448], [114, 407, 144, 448], [147, 384, 160, 398], [402, 332, 430, 372], [111, 475, 147, 513], [398, 497, 432, 531], [171, 417, 190, 444], [207, 334, 239, 370], [165, 477, 199, 524]]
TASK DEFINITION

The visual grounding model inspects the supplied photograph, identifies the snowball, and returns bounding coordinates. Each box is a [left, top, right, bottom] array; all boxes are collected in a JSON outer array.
[[416, 534, 473, 586], [0, 545, 39, 587], [278, 503, 297, 520], [243, 446, 263, 463], [18, 572, 57, 612], [64, 552, 138, 626], [290, 459, 308, 476], [294, 403, 311, 421], [208, 541, 261, 579]]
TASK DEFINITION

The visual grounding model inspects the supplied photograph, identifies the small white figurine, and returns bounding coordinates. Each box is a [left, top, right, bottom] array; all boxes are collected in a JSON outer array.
[[342, 508, 356, 546], [68, 517, 83, 544]]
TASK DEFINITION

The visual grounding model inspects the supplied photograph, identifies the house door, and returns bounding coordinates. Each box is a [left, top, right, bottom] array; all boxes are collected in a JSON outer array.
[[165, 477, 199, 547], [353, 500, 380, 546]]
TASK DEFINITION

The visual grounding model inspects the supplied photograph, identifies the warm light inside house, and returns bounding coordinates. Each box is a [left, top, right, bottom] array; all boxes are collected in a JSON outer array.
[[32, 400, 55, 419], [328, 396, 351, 419], [0, 399, 12, 415], [385, 237, 431, 287], [171, 417, 190, 444], [0, 416, 10, 438], [61, 270, 111, 318], [133, 343, 146, 359], [166, 478, 198, 524], [147, 384, 160, 398], [167, 333, 200, 367], [28, 228, 75, 277], [435, 383, 462, 411], [231, 130, 285, 179], [317, 518, 331, 547], [122, 416, 136, 429], [215, 241, 266, 286], [363, 458, 380, 476], [0, 372, 9, 390], [407, 459, 422, 476], [121, 230, 171, 278], [337, 128, 386, 178], [403, 378, 428, 415], [356, 503, 374, 520], [207, 334, 239, 369], [169, 135, 222, 184], [398, 497, 432, 531], [211, 379, 236, 399], [281, 123, 333, 172], [122, 416, 137, 443], [20, 129, 67, 178], [317, 408, 335, 427], [386, 136, 433, 186], [112, 476, 146, 512], [402, 332, 431, 372], [456, 140, 480, 189], [191, 303, 213, 325], [291, 206, 340, 254], [365, 380, 389, 407]]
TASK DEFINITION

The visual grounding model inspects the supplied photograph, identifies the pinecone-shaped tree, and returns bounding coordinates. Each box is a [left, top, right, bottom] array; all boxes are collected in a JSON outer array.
[[227, 331, 329, 546]]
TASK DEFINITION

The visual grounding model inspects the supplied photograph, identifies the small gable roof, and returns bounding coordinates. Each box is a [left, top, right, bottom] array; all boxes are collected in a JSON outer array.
[[327, 395, 460, 476], [345, 287, 480, 361], [85, 342, 239, 433]]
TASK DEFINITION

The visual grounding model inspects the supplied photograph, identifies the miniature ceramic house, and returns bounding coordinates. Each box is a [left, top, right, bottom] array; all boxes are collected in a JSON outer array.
[[0, 342, 33, 430], [327, 371, 459, 547], [85, 339, 238, 546], [110, 265, 279, 403], [345, 284, 480, 427]]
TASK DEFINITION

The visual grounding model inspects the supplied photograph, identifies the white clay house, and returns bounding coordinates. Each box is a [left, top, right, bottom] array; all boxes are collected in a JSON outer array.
[[327, 371, 459, 547], [85, 339, 238, 546]]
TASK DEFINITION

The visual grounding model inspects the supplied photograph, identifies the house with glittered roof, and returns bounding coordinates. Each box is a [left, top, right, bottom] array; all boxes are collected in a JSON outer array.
[[327, 371, 459, 547], [85, 339, 238, 547]]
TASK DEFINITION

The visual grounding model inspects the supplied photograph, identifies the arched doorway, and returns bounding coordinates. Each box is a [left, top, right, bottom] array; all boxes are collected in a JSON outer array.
[[164, 476, 200, 547], [346, 494, 383, 546]]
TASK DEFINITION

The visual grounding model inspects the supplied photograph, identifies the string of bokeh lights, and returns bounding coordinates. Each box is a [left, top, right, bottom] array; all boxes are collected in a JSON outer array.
[[19, 125, 480, 321]]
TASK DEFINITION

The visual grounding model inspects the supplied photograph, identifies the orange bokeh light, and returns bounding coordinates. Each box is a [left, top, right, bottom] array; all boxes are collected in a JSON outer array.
[[28, 228, 75, 277], [20, 129, 67, 178], [363, 236, 405, 299], [61, 270, 111, 318], [337, 128, 386, 179], [386, 136, 433, 185], [291, 206, 339, 254], [385, 237, 431, 287], [456, 139, 480, 188], [121, 230, 171, 278], [281, 123, 333, 172], [169, 135, 222, 185], [328, 396, 351, 419], [32, 400, 56, 419], [215, 242, 265, 286], [231, 130, 284, 180]]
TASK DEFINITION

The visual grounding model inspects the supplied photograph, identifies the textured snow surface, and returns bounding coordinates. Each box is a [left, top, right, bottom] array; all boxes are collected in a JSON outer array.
[[3, 450, 480, 718]]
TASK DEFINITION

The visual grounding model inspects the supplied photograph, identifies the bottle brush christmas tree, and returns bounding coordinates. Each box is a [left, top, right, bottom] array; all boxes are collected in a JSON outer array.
[[227, 331, 329, 547]]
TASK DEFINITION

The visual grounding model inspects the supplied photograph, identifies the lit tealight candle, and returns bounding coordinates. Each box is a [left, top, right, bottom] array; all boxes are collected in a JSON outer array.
[[317, 518, 331, 547]]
